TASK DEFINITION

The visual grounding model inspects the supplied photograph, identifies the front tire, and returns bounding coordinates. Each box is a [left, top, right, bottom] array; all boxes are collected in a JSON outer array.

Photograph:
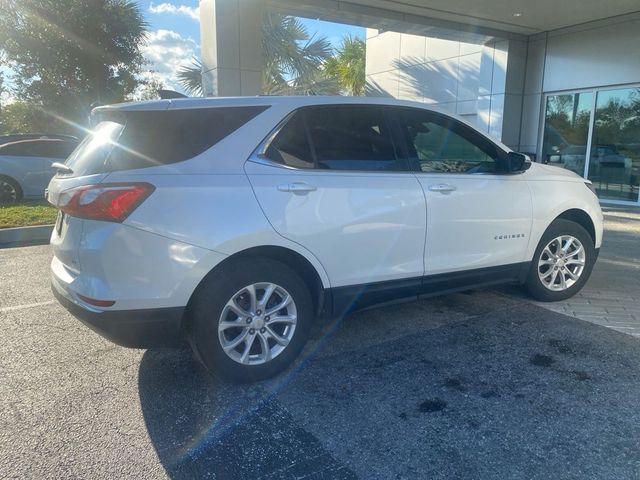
[[0, 175, 23, 205], [524, 219, 596, 302], [188, 258, 313, 383]]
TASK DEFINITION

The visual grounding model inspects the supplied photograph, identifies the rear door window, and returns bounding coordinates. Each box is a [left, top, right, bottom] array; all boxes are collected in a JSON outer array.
[[264, 112, 314, 168], [306, 105, 404, 171], [264, 105, 407, 172], [64, 106, 268, 177], [27, 140, 78, 159], [0, 142, 39, 156]]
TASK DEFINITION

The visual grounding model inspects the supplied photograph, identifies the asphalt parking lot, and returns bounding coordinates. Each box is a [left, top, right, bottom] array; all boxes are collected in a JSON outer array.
[[2, 211, 640, 479]]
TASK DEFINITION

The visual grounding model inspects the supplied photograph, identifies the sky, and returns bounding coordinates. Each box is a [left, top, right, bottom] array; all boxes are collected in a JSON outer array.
[[0, 1, 365, 100], [142, 1, 365, 93], [140, 1, 202, 92]]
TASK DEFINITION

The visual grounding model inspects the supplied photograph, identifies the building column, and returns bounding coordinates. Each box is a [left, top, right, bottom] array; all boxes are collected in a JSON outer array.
[[500, 38, 528, 151], [199, 0, 265, 97]]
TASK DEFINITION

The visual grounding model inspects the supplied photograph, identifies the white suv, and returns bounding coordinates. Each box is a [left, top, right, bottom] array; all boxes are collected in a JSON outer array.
[[48, 96, 603, 382]]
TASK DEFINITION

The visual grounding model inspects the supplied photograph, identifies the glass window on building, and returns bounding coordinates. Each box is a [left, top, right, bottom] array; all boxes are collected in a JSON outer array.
[[541, 92, 593, 176], [587, 88, 640, 203]]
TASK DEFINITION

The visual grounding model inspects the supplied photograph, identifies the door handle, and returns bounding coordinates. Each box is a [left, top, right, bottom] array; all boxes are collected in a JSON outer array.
[[277, 182, 317, 194], [428, 183, 457, 194]]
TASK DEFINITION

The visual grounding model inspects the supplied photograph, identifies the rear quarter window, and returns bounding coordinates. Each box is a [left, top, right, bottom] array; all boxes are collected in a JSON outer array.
[[107, 106, 268, 171]]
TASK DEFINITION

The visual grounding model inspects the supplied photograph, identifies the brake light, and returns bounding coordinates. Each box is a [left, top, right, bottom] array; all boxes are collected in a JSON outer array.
[[57, 183, 155, 222]]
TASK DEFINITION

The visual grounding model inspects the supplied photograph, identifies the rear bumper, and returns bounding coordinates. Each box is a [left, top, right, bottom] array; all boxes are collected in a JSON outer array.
[[51, 283, 185, 348]]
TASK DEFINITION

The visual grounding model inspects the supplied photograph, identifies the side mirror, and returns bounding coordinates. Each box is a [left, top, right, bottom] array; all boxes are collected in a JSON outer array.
[[506, 152, 529, 173]]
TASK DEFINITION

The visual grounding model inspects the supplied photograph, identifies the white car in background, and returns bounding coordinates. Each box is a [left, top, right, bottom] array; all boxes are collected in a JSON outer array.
[[47, 96, 603, 382], [0, 137, 78, 203], [550, 144, 632, 177]]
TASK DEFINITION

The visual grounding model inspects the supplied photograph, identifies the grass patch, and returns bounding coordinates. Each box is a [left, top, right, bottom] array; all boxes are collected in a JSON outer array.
[[0, 202, 58, 228]]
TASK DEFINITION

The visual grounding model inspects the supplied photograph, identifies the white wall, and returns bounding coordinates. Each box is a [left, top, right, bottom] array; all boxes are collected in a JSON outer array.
[[365, 29, 526, 146], [544, 17, 640, 92]]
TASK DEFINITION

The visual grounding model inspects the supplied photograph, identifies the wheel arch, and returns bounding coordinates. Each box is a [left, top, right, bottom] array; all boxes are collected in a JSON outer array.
[[186, 245, 330, 320], [555, 208, 596, 245]]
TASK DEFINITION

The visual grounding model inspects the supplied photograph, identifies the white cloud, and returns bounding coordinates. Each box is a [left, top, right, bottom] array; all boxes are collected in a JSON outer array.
[[148, 2, 199, 21], [141, 29, 199, 92]]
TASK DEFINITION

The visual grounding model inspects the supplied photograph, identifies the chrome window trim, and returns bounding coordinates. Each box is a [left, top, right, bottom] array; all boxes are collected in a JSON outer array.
[[247, 104, 519, 176], [256, 111, 297, 158]]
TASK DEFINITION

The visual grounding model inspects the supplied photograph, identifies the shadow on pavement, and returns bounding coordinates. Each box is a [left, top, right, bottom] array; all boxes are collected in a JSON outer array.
[[138, 346, 356, 479], [139, 301, 640, 479]]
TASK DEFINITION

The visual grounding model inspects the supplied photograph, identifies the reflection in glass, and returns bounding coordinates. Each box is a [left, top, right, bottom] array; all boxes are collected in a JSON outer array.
[[588, 88, 640, 202], [542, 93, 593, 176]]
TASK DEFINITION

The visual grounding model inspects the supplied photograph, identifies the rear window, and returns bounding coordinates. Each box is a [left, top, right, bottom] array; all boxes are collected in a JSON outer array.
[[64, 106, 268, 176]]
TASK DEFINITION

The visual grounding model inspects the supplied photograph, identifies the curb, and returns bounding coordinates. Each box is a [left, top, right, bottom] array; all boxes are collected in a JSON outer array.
[[0, 225, 53, 249]]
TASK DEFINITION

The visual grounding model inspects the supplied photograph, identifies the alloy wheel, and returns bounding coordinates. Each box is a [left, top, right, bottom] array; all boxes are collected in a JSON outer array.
[[0, 179, 18, 204], [537, 235, 586, 291], [218, 282, 297, 365]]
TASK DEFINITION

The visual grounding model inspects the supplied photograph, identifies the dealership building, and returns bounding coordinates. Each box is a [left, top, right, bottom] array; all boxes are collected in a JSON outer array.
[[200, 0, 640, 206]]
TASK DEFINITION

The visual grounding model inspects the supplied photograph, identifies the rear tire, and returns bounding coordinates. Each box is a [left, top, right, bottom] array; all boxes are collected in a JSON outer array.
[[524, 219, 596, 302], [0, 175, 23, 205], [188, 257, 313, 383]]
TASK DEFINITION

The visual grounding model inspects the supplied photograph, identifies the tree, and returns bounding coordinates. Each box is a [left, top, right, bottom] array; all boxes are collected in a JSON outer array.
[[324, 35, 366, 96], [0, 101, 52, 133], [261, 13, 336, 95], [177, 58, 204, 97], [129, 74, 165, 102], [0, 0, 147, 134], [177, 13, 339, 96]]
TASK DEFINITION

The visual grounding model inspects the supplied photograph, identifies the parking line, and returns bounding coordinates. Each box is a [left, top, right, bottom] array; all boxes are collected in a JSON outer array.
[[0, 301, 55, 313]]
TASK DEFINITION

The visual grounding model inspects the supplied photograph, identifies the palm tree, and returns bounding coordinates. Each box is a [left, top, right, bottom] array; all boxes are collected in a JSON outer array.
[[177, 58, 204, 96], [324, 35, 366, 96], [177, 13, 338, 96], [261, 13, 337, 95]]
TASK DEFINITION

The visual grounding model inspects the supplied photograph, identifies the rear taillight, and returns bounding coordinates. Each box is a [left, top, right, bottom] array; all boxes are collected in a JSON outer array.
[[57, 183, 155, 222]]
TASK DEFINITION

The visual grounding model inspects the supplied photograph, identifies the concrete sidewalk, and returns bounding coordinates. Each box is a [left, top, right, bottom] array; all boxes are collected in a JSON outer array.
[[503, 206, 640, 337]]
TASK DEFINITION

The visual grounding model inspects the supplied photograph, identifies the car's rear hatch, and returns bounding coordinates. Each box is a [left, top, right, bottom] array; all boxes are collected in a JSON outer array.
[[47, 120, 126, 272], [48, 100, 271, 273], [47, 100, 175, 271]]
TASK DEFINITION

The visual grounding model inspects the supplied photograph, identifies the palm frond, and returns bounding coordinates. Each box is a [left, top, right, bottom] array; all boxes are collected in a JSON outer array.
[[262, 13, 334, 95], [177, 57, 203, 96], [324, 35, 365, 96]]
